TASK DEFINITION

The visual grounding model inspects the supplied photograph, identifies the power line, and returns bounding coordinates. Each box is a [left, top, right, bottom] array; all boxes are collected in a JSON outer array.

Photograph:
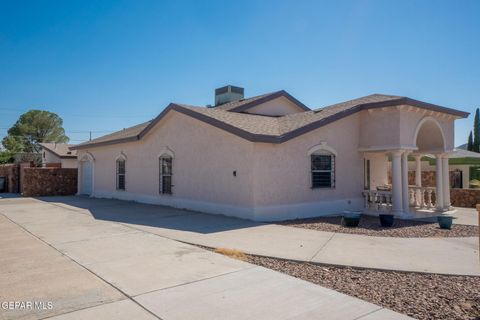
[[0, 127, 116, 133], [0, 109, 153, 118]]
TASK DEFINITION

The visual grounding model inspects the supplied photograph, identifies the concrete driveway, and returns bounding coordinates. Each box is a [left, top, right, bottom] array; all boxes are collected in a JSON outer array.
[[29, 196, 480, 276], [0, 196, 410, 320]]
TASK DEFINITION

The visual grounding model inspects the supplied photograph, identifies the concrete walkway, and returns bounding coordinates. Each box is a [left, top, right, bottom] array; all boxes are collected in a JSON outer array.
[[33, 196, 479, 276], [0, 197, 410, 320]]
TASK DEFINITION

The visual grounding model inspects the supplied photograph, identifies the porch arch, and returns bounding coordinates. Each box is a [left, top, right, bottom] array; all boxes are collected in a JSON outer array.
[[413, 116, 446, 152]]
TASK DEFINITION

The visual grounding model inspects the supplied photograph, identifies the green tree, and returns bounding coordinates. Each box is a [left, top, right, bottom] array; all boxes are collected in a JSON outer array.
[[474, 108, 480, 152], [0, 150, 15, 164], [1, 110, 69, 153], [468, 131, 473, 151]]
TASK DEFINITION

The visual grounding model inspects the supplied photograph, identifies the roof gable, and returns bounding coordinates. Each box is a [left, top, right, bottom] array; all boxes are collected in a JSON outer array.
[[243, 96, 307, 116], [215, 90, 310, 113]]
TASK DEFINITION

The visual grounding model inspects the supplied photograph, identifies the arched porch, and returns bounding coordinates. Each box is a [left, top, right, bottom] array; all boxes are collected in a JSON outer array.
[[361, 116, 452, 217]]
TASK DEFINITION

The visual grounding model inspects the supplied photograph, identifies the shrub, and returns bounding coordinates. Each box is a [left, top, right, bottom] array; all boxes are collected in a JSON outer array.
[[214, 248, 247, 261]]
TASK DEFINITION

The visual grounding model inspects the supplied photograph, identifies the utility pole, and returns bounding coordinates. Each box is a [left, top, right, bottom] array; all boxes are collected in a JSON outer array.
[[89, 131, 92, 141]]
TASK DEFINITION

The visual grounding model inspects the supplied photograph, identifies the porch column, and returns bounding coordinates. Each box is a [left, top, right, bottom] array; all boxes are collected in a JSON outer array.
[[391, 150, 403, 214], [415, 155, 422, 186], [414, 155, 422, 206], [435, 154, 444, 211], [401, 151, 410, 214], [442, 154, 451, 210]]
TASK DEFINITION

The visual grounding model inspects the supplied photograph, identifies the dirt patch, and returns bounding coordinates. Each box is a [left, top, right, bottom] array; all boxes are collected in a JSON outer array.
[[247, 255, 480, 320], [278, 215, 478, 238]]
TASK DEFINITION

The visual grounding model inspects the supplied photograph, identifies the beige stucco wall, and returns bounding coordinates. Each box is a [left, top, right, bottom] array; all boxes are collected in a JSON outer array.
[[245, 96, 304, 116], [364, 153, 388, 190], [42, 149, 61, 165], [359, 108, 401, 149], [61, 158, 78, 168], [359, 106, 455, 151], [77, 110, 256, 218], [251, 113, 365, 219]]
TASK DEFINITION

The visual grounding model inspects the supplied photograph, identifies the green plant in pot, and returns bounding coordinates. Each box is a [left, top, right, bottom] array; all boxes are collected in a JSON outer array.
[[342, 211, 361, 228]]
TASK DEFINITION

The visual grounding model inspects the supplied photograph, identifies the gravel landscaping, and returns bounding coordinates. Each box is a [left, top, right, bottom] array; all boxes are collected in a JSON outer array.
[[278, 215, 478, 237], [246, 255, 480, 320]]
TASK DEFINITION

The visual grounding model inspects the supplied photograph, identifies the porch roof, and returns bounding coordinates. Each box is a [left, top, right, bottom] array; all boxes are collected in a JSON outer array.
[[425, 148, 480, 159]]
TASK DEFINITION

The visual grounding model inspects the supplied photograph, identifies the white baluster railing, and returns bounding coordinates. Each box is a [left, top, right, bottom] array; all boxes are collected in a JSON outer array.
[[408, 186, 436, 209], [362, 190, 392, 212]]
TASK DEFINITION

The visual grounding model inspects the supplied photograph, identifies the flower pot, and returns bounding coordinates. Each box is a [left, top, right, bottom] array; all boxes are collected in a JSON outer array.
[[342, 212, 361, 228], [437, 215, 454, 230], [379, 214, 395, 227]]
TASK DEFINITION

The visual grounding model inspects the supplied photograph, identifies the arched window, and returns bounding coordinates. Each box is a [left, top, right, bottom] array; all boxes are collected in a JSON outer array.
[[159, 155, 173, 194], [116, 158, 126, 190], [309, 143, 336, 189]]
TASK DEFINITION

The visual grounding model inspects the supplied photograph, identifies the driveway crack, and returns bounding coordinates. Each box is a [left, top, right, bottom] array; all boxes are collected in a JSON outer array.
[[309, 232, 336, 262]]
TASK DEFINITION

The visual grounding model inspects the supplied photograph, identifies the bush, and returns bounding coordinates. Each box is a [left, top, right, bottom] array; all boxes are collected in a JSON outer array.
[[0, 151, 15, 164], [469, 179, 480, 188], [214, 248, 247, 261]]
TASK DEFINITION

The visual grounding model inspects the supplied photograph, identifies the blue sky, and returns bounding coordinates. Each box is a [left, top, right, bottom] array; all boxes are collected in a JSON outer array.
[[0, 0, 479, 145]]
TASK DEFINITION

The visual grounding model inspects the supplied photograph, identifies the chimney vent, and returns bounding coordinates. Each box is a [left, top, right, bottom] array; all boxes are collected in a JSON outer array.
[[214, 85, 244, 106]]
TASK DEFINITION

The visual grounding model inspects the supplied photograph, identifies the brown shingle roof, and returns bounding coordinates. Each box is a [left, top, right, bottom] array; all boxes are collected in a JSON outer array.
[[214, 90, 310, 112], [214, 92, 275, 111], [78, 121, 151, 146], [71, 93, 468, 150], [39, 143, 77, 158]]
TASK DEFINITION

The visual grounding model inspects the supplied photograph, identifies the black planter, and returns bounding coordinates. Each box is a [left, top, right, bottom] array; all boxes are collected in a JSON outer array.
[[342, 215, 360, 228], [379, 214, 395, 227]]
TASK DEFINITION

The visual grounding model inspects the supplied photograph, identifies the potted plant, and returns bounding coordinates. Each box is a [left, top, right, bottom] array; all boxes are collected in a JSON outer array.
[[379, 214, 395, 227], [437, 215, 454, 229], [342, 211, 361, 227]]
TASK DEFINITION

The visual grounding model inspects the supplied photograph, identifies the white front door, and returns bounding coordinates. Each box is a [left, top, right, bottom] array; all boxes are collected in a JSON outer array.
[[81, 161, 93, 196]]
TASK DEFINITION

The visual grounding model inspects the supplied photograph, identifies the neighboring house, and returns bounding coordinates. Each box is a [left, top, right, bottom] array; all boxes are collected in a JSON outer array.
[[403, 149, 480, 189], [14, 152, 41, 165], [39, 143, 77, 168], [71, 86, 469, 221]]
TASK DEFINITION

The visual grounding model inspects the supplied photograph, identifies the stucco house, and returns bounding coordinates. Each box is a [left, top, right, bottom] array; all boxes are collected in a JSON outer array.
[[39, 143, 77, 168], [71, 86, 468, 221]]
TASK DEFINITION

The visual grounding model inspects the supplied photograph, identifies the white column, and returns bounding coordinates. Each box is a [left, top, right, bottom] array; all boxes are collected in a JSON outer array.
[[435, 154, 444, 211], [401, 151, 410, 214], [391, 151, 403, 214], [414, 155, 422, 206], [442, 154, 451, 209], [415, 155, 422, 187]]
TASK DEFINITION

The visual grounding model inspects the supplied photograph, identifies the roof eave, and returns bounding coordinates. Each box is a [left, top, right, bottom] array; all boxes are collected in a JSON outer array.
[[357, 97, 469, 118], [70, 135, 139, 150]]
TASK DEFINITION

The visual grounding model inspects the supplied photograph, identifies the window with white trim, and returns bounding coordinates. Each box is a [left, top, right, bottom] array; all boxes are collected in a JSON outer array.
[[116, 158, 126, 190], [311, 153, 335, 188], [159, 155, 172, 194]]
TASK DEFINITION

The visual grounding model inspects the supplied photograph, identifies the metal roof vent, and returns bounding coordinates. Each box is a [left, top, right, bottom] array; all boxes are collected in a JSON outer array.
[[214, 85, 244, 106]]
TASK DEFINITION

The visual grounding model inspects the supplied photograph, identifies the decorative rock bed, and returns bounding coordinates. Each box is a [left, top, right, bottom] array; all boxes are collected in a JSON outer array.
[[246, 255, 480, 320], [278, 215, 478, 238]]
